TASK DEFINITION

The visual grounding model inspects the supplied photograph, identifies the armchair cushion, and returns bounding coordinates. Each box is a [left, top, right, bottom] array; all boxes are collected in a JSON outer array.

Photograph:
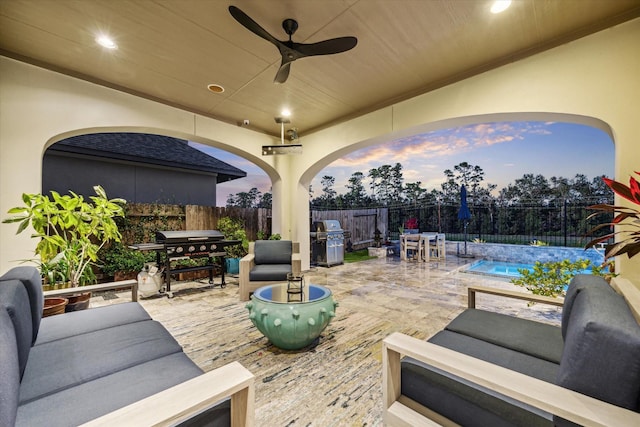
[[561, 273, 615, 339], [249, 264, 292, 281], [254, 240, 292, 265], [445, 309, 563, 364], [557, 283, 640, 412]]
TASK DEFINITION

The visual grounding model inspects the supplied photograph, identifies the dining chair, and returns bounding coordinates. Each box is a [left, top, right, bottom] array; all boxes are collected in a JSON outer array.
[[401, 234, 421, 261]]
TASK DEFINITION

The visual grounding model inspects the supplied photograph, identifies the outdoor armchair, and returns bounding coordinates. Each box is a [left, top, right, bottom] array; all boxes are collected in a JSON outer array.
[[239, 240, 301, 301]]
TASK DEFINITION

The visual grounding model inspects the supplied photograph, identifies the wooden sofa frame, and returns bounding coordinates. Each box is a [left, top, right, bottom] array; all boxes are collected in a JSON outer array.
[[383, 277, 640, 427]]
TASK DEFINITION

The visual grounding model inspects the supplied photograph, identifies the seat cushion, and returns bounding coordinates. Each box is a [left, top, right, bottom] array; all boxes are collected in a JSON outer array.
[[16, 352, 207, 427], [254, 240, 292, 265], [561, 274, 613, 339], [19, 320, 184, 404], [557, 284, 640, 412], [0, 279, 34, 378], [35, 302, 151, 345], [249, 264, 292, 281], [402, 330, 558, 427], [0, 266, 43, 344], [429, 330, 559, 383], [0, 307, 20, 427], [446, 309, 563, 364]]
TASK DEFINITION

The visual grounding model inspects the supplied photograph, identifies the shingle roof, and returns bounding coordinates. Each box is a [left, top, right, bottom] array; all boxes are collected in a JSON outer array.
[[49, 133, 246, 182]]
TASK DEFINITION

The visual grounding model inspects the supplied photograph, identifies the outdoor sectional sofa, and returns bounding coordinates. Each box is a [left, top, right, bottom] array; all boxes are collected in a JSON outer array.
[[383, 274, 640, 426], [0, 266, 254, 426]]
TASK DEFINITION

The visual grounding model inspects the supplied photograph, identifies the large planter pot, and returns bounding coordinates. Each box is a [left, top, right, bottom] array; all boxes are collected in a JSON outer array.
[[65, 292, 92, 312], [225, 257, 240, 275], [43, 297, 68, 317], [246, 284, 337, 350]]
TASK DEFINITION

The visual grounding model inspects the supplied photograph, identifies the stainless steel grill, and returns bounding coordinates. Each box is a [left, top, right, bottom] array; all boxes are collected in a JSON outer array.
[[310, 220, 345, 267]]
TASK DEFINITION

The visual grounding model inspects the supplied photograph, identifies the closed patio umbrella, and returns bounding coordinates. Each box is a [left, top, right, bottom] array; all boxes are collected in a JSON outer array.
[[457, 185, 473, 257]]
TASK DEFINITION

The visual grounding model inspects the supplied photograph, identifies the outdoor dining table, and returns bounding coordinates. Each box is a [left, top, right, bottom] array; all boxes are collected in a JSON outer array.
[[400, 233, 444, 262]]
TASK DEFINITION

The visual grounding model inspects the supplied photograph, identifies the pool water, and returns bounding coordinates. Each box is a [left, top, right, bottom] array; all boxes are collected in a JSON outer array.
[[465, 260, 592, 279]]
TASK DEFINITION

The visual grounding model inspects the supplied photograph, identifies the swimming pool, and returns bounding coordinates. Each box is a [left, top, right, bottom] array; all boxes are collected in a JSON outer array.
[[464, 260, 592, 279]]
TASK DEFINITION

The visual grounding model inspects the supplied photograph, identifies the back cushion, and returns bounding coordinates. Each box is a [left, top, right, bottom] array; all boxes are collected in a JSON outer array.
[[557, 285, 640, 411], [0, 280, 34, 379], [0, 307, 20, 427], [254, 240, 292, 265], [561, 274, 613, 339], [0, 266, 43, 343]]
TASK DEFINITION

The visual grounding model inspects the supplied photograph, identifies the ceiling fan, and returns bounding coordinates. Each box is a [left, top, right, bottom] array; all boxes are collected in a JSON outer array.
[[229, 5, 358, 84]]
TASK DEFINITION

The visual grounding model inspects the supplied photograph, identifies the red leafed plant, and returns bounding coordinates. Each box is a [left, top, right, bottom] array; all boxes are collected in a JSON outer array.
[[405, 217, 419, 229], [586, 172, 640, 261]]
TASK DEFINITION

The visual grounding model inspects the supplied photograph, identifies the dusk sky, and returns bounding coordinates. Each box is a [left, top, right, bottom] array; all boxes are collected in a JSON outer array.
[[190, 121, 614, 206]]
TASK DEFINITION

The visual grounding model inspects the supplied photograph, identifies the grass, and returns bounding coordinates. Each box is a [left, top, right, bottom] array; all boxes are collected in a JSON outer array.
[[344, 249, 378, 263]]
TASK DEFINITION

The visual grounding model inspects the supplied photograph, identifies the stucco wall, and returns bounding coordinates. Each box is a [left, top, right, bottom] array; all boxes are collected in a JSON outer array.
[[1, 18, 639, 283]]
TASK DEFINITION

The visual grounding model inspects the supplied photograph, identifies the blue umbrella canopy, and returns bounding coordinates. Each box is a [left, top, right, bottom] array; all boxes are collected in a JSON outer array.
[[458, 185, 472, 220]]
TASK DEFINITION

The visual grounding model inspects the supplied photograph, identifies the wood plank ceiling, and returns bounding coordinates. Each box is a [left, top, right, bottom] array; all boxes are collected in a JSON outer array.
[[1, 0, 639, 137]]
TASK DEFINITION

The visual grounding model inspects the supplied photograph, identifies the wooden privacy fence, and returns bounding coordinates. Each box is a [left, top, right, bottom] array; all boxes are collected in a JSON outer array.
[[312, 208, 388, 250], [122, 204, 272, 244], [123, 204, 387, 250]]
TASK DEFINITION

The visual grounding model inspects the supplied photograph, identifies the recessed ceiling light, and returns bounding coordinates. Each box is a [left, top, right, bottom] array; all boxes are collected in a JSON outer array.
[[490, 0, 511, 14], [207, 84, 225, 93], [96, 35, 117, 49]]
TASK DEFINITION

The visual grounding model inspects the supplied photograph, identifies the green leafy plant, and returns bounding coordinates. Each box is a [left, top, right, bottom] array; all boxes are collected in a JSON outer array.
[[586, 172, 640, 262], [3, 185, 126, 286], [529, 239, 549, 246], [216, 216, 248, 258], [472, 238, 486, 244], [511, 258, 606, 299], [100, 242, 152, 276]]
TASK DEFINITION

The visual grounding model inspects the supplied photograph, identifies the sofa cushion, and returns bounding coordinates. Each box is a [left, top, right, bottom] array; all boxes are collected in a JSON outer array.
[[402, 350, 553, 427], [19, 320, 184, 404], [561, 274, 613, 339], [0, 279, 34, 378], [0, 307, 20, 427], [254, 240, 292, 265], [16, 352, 209, 427], [429, 330, 559, 383], [249, 264, 292, 281], [445, 309, 563, 364], [0, 266, 43, 344], [557, 284, 640, 412], [35, 302, 151, 345]]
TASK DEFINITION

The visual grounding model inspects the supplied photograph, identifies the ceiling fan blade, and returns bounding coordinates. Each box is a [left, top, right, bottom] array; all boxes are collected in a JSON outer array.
[[295, 37, 358, 57], [274, 62, 291, 84], [228, 6, 280, 46]]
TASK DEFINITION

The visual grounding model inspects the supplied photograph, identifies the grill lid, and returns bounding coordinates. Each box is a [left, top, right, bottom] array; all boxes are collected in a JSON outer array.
[[155, 230, 224, 243], [312, 220, 342, 232]]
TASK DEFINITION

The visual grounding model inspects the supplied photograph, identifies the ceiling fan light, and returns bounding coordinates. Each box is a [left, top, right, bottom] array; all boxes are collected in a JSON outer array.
[[490, 0, 511, 14]]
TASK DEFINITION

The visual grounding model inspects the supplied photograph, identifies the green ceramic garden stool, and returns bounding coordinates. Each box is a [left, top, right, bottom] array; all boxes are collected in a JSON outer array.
[[246, 283, 337, 350]]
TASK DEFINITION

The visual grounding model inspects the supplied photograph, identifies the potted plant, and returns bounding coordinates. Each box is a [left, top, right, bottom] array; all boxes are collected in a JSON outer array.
[[586, 171, 640, 264], [100, 242, 152, 281], [3, 185, 126, 313], [216, 216, 248, 274]]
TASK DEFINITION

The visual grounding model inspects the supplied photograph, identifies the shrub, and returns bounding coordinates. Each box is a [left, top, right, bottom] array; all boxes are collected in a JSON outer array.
[[511, 258, 606, 299]]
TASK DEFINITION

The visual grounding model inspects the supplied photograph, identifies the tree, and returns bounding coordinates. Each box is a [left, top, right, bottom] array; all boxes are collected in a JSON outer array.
[[344, 171, 368, 207], [442, 162, 492, 204], [226, 187, 263, 208], [320, 175, 337, 208], [404, 182, 427, 206], [368, 163, 404, 206]]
